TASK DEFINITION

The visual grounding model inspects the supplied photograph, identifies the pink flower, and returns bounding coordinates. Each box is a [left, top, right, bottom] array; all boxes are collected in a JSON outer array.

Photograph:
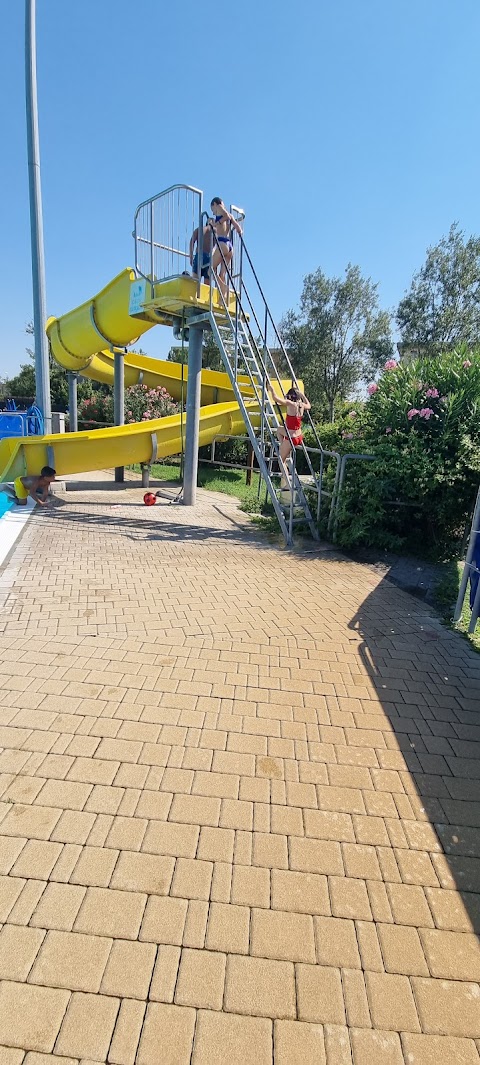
[[463, 359, 472, 368], [348, 411, 357, 418], [419, 407, 434, 420], [425, 388, 439, 398], [384, 359, 398, 370], [342, 431, 354, 440], [407, 408, 419, 420], [367, 383, 379, 396], [385, 427, 392, 434]]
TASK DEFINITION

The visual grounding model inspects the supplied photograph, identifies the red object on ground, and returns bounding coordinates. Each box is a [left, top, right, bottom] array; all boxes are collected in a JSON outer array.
[[143, 492, 156, 506]]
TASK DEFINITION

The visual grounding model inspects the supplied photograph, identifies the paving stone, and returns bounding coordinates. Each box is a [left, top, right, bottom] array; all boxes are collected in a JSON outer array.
[[412, 977, 480, 1037], [73, 886, 146, 939], [192, 1009, 272, 1065], [365, 971, 420, 1032], [28, 929, 111, 993], [136, 1003, 196, 1065], [386, 883, 434, 927], [141, 820, 199, 858], [69, 845, 118, 887], [168, 793, 221, 827], [231, 864, 270, 908], [377, 923, 429, 976], [108, 998, 146, 1065], [0, 925, 45, 980], [55, 991, 119, 1059], [425, 887, 479, 932], [419, 928, 480, 981], [349, 1028, 403, 1064], [289, 837, 343, 875], [110, 851, 174, 894], [251, 907, 316, 962], [30, 885, 85, 936], [100, 938, 156, 998], [171, 858, 213, 900], [315, 916, 361, 968], [329, 877, 372, 921], [175, 947, 226, 1009], [400, 1032, 480, 1064], [0, 1050, 27, 1065], [0, 981, 70, 1053], [224, 955, 296, 1018], [139, 895, 188, 944], [206, 902, 250, 954], [149, 944, 181, 1002], [296, 964, 345, 1024], [0, 804, 62, 840], [274, 1019, 326, 1064]]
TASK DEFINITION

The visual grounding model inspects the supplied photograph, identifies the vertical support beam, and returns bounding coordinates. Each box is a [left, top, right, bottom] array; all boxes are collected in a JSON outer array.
[[183, 323, 204, 505], [25, 0, 52, 434], [246, 442, 254, 486], [114, 348, 125, 483], [68, 372, 78, 432]]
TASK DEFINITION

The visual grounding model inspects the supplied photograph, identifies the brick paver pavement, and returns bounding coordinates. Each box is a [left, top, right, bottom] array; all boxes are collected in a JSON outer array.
[[0, 479, 479, 1064]]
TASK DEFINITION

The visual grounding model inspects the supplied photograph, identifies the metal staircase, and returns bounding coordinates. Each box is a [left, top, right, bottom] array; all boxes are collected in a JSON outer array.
[[199, 224, 331, 545], [132, 185, 341, 548]]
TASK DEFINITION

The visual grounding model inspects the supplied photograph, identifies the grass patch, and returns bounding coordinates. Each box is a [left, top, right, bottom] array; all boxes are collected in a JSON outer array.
[[129, 461, 269, 513], [433, 560, 480, 652]]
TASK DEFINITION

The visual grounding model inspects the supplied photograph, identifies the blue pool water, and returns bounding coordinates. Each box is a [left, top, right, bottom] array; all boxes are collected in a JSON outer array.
[[0, 493, 14, 519]]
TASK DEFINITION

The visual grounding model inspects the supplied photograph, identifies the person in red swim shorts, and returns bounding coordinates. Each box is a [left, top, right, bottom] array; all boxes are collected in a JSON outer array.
[[267, 382, 311, 487]]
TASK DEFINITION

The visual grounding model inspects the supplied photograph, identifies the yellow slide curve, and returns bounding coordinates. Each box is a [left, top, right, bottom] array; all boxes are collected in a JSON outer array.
[[0, 269, 268, 483]]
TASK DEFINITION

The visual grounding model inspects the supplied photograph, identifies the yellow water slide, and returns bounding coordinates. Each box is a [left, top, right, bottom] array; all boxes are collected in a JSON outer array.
[[0, 271, 262, 483], [46, 268, 253, 404], [0, 401, 260, 484]]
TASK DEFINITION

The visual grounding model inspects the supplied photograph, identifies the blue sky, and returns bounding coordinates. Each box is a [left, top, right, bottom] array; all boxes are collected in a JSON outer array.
[[1, 0, 478, 378]]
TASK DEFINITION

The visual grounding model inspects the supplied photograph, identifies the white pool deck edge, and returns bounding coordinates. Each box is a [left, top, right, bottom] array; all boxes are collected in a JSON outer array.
[[0, 497, 35, 569]]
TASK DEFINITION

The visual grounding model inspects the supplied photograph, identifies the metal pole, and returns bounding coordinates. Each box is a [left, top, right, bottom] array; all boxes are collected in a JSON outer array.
[[183, 322, 204, 505], [454, 486, 480, 621], [113, 349, 125, 483], [25, 0, 51, 435], [68, 373, 78, 432]]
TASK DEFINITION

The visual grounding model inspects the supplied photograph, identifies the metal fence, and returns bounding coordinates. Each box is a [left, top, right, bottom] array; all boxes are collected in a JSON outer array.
[[133, 185, 203, 285]]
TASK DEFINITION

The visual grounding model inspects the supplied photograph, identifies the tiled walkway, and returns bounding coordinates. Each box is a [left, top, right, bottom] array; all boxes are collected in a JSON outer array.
[[0, 479, 479, 1065]]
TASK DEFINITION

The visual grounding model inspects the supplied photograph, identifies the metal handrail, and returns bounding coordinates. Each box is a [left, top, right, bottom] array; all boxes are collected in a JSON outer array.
[[207, 225, 340, 529], [206, 232, 319, 541], [133, 184, 203, 298], [454, 486, 480, 633]]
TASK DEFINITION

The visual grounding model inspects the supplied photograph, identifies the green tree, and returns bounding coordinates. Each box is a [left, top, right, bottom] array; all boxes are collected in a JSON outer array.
[[167, 332, 225, 372], [280, 265, 393, 421], [397, 223, 480, 355], [4, 322, 102, 413]]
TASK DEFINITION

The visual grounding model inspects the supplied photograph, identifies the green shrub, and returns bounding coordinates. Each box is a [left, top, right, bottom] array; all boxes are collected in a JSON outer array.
[[79, 384, 178, 427], [335, 349, 480, 558]]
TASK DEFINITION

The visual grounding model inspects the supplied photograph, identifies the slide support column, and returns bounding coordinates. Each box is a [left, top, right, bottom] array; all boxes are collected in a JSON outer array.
[[183, 321, 204, 505], [114, 348, 125, 483], [68, 373, 78, 433]]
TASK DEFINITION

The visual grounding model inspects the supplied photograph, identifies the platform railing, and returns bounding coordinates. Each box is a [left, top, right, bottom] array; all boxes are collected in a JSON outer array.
[[133, 185, 203, 288]]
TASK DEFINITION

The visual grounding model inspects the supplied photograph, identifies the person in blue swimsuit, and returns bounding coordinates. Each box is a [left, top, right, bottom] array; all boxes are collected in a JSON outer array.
[[209, 197, 242, 298]]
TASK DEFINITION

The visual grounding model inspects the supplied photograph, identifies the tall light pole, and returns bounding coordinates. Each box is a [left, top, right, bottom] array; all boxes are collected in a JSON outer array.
[[25, 0, 51, 434]]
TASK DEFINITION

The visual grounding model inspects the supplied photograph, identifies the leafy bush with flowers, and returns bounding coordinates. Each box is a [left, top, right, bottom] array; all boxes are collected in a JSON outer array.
[[333, 348, 480, 557], [79, 384, 179, 427]]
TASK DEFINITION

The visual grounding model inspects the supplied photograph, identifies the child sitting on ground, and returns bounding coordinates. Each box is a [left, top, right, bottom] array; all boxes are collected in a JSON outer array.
[[0, 466, 56, 506]]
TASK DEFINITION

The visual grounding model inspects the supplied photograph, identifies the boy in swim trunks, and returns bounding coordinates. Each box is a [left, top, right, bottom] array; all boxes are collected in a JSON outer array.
[[0, 466, 56, 506], [189, 224, 213, 283]]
